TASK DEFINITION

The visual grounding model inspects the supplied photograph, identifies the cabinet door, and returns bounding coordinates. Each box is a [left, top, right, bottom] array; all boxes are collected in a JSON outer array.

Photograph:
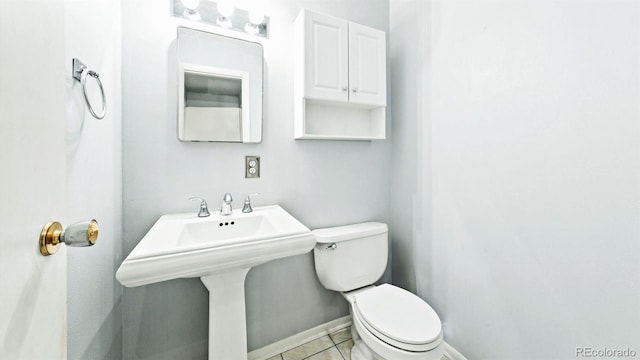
[[304, 11, 349, 102], [348, 23, 386, 106]]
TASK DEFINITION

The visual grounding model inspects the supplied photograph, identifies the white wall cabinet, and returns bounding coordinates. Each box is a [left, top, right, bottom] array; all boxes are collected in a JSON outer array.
[[294, 9, 387, 140], [348, 22, 386, 106], [302, 10, 349, 103]]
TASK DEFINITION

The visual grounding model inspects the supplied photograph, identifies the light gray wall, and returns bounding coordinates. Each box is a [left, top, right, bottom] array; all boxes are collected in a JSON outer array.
[[389, 0, 432, 295], [121, 0, 391, 358], [65, 0, 123, 359], [391, 0, 640, 358]]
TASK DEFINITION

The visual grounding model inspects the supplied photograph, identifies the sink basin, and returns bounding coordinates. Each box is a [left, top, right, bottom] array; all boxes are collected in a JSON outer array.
[[116, 205, 314, 287], [116, 204, 315, 359], [180, 214, 276, 245]]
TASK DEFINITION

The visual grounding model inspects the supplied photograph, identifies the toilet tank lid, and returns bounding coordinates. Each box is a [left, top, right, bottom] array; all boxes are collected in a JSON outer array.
[[312, 222, 388, 244]]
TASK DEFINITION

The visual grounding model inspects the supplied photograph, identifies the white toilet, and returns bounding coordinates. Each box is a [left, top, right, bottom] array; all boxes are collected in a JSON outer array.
[[313, 222, 445, 360]]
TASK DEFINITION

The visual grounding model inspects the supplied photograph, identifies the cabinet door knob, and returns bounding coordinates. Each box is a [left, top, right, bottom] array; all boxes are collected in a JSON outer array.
[[342, 86, 348, 92], [352, 88, 359, 93]]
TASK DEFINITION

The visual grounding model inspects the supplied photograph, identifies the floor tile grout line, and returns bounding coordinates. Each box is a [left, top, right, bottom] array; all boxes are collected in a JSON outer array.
[[328, 329, 352, 346], [282, 330, 353, 360], [300, 345, 344, 360], [335, 338, 352, 360], [296, 342, 335, 360], [338, 345, 347, 360], [336, 339, 351, 360], [309, 345, 334, 359]]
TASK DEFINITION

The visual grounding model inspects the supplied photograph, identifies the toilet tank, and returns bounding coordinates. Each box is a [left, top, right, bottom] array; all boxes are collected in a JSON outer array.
[[313, 222, 388, 292]]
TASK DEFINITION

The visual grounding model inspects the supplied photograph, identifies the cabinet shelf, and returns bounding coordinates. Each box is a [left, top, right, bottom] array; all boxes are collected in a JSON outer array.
[[294, 98, 385, 140]]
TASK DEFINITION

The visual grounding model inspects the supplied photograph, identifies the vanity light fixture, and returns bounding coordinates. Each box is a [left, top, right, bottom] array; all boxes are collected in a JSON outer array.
[[245, 11, 265, 35], [180, 0, 201, 20], [248, 11, 265, 25], [216, 2, 234, 28], [217, 2, 235, 17], [172, 0, 270, 38], [216, 16, 232, 28]]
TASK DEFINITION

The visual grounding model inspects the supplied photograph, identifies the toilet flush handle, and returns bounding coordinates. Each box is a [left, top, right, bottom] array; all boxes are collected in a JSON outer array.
[[326, 243, 337, 250]]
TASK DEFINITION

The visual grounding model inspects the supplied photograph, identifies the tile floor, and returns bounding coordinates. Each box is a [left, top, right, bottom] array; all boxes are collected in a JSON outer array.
[[267, 327, 354, 360]]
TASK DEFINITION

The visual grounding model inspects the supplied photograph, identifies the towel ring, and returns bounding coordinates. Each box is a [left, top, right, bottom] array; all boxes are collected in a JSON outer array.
[[72, 58, 107, 120]]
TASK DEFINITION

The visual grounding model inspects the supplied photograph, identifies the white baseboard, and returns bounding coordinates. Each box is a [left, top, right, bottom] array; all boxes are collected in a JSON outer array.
[[248, 316, 468, 360], [248, 316, 352, 360], [443, 341, 468, 360]]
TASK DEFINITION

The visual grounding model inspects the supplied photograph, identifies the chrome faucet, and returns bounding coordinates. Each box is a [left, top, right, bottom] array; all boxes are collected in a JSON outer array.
[[220, 193, 233, 215], [242, 193, 260, 213], [189, 197, 210, 217]]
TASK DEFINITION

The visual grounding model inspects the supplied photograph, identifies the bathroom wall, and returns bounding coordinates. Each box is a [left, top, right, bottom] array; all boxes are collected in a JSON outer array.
[[65, 0, 123, 359], [392, 0, 640, 358], [121, 0, 391, 358], [388, 0, 432, 295]]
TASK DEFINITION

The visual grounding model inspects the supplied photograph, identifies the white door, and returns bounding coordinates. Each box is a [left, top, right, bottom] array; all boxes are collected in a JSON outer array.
[[0, 1, 68, 359], [303, 10, 349, 102], [348, 22, 387, 106]]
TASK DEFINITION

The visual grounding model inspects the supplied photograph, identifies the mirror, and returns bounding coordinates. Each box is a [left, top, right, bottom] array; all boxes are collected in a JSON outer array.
[[177, 27, 263, 143]]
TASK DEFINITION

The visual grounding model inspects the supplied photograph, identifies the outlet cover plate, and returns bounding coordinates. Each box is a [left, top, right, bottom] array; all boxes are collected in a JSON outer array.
[[245, 156, 260, 178]]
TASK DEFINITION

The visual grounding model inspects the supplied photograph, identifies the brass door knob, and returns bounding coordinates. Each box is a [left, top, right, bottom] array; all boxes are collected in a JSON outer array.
[[40, 219, 99, 256]]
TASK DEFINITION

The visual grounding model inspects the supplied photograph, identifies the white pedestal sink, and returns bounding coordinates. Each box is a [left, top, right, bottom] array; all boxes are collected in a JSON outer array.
[[116, 205, 315, 359]]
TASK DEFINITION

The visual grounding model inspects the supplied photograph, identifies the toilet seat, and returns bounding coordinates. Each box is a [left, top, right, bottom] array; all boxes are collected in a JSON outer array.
[[353, 284, 442, 352]]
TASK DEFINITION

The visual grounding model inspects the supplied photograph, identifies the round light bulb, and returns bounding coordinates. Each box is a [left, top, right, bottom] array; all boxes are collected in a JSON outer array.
[[217, 2, 235, 18], [248, 12, 265, 25], [180, 0, 200, 11]]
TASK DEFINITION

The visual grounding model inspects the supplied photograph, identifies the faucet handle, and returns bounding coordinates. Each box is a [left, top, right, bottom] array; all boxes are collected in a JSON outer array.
[[242, 193, 260, 213], [189, 197, 210, 217], [189, 197, 207, 205]]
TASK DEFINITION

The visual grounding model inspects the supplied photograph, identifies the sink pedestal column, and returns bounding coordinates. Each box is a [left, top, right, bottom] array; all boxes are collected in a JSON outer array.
[[200, 268, 251, 360]]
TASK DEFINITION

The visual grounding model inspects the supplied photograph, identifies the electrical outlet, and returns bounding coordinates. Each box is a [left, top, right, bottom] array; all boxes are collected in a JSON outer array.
[[245, 156, 260, 178]]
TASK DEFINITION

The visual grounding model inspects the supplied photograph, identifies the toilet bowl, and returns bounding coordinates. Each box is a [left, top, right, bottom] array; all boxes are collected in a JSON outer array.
[[312, 223, 444, 360]]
